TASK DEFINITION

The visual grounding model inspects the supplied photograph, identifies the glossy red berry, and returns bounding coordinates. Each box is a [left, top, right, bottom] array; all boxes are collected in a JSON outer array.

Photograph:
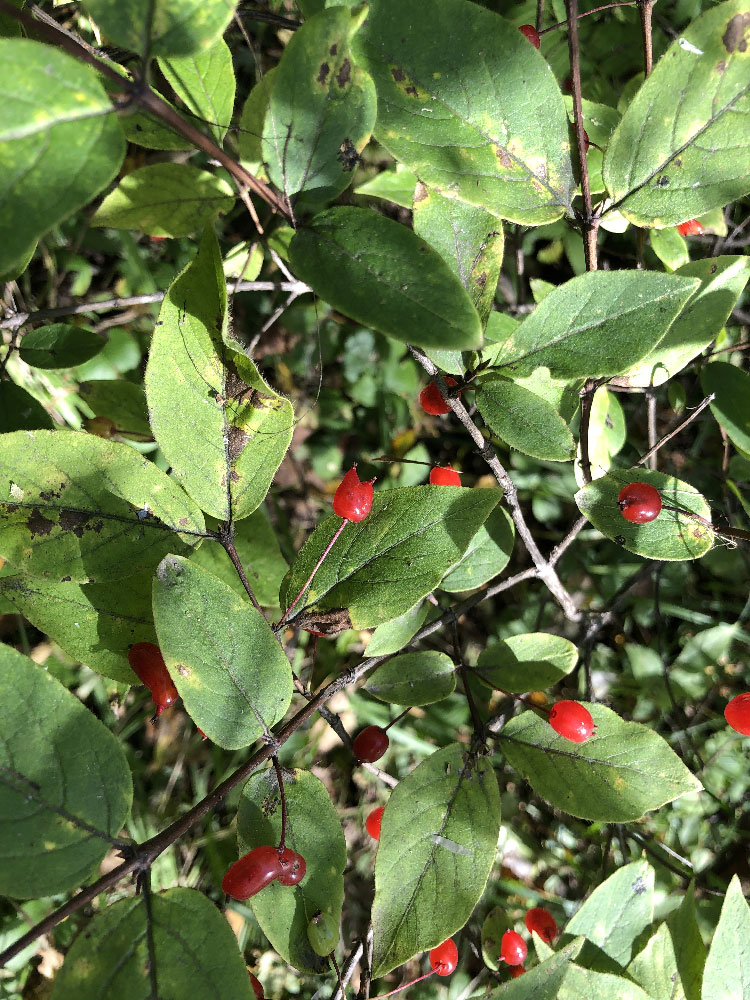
[[333, 466, 375, 522], [429, 938, 458, 976], [420, 377, 458, 415], [677, 219, 704, 236], [525, 907, 558, 943], [353, 725, 389, 763], [500, 930, 527, 967], [430, 465, 461, 486], [617, 481, 662, 524], [366, 805, 385, 840], [128, 642, 179, 717], [519, 23, 541, 48], [222, 845, 283, 900], [549, 700, 596, 743], [249, 973, 265, 1000], [725, 692, 750, 736], [277, 847, 307, 885]]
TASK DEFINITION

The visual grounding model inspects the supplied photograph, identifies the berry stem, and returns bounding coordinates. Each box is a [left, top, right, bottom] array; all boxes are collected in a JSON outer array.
[[278, 518, 349, 626], [330, 953, 345, 1000], [538, 0, 636, 33], [271, 755, 288, 853], [565, 0, 598, 271], [635, 393, 714, 468], [219, 525, 264, 615], [369, 971, 435, 1000], [383, 707, 412, 733]]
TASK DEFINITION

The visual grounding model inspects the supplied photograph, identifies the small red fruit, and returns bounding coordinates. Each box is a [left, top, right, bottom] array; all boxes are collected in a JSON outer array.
[[725, 693, 750, 736], [549, 700, 596, 743], [429, 938, 458, 976], [509, 966, 526, 978], [333, 466, 375, 522], [677, 219, 704, 236], [519, 23, 541, 48], [366, 805, 385, 840], [249, 973, 265, 1000], [127, 642, 179, 717], [420, 377, 459, 415], [525, 907, 558, 943], [430, 465, 461, 486], [353, 725, 389, 763], [617, 481, 662, 524], [277, 847, 307, 885], [500, 930, 527, 967], [222, 845, 283, 900]]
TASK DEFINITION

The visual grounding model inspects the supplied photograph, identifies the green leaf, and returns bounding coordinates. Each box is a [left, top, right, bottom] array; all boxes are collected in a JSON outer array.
[[701, 361, 750, 454], [48, 888, 255, 999], [650, 227, 689, 272], [152, 555, 293, 749], [365, 650, 456, 706], [372, 743, 501, 977], [91, 163, 235, 236], [0, 39, 125, 274], [238, 69, 275, 167], [439, 505, 514, 593], [354, 0, 573, 224], [666, 884, 704, 1000], [558, 967, 656, 1000], [482, 906, 513, 971], [80, 0, 237, 58], [263, 6, 377, 197], [79, 379, 151, 438], [0, 430, 205, 583], [279, 486, 500, 629], [413, 184, 504, 328], [145, 227, 294, 521], [0, 570, 154, 682], [354, 165, 418, 208], [0, 645, 132, 898], [238, 766, 347, 975], [289, 207, 482, 351], [623, 256, 750, 387], [564, 860, 654, 967], [477, 375, 576, 461], [602, 0, 750, 226], [497, 706, 702, 821], [475, 632, 578, 692], [0, 382, 53, 431], [485, 940, 584, 999], [490, 271, 700, 379], [159, 37, 236, 144], [574, 388, 626, 485], [627, 923, 686, 1000], [18, 324, 107, 370], [366, 601, 429, 657], [575, 470, 714, 561], [189, 507, 288, 608], [702, 875, 750, 1000]]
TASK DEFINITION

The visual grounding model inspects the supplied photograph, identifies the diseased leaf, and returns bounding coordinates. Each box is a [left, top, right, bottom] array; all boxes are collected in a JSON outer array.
[[0, 646, 132, 899], [0, 430, 205, 583], [289, 207, 483, 351], [498, 707, 702, 821], [372, 744, 501, 977]]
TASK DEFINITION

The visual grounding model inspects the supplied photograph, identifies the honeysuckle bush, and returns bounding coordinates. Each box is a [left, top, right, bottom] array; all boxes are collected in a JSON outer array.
[[0, 0, 749, 996]]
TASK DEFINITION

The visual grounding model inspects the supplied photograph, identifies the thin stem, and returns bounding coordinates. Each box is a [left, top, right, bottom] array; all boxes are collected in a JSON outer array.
[[638, 0, 655, 76], [370, 971, 435, 1000], [278, 518, 349, 626], [635, 393, 715, 467], [535, 0, 546, 33], [141, 873, 160, 999], [661, 504, 750, 543], [271, 756, 288, 852], [578, 379, 601, 484], [453, 621, 485, 740], [383, 707, 411, 733], [219, 529, 263, 614], [332, 942, 365, 1000], [566, 0, 599, 270], [539, 0, 636, 33], [646, 390, 658, 470], [331, 954, 346, 1000]]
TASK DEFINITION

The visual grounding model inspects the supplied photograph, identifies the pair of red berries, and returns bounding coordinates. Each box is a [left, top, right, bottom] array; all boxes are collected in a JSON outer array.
[[499, 908, 558, 969], [725, 693, 750, 736], [222, 844, 306, 901], [549, 700, 596, 743]]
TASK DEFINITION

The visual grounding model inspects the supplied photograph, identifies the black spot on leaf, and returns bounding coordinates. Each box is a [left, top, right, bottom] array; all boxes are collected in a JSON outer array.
[[722, 12, 750, 51], [28, 508, 55, 537], [317, 61, 330, 84], [337, 138, 360, 170], [336, 58, 351, 87]]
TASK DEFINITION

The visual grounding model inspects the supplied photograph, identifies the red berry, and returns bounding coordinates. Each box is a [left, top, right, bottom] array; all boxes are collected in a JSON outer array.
[[509, 966, 526, 978], [519, 23, 541, 48], [419, 377, 458, 415], [222, 845, 283, 900], [249, 973, 265, 1000], [127, 642, 179, 717], [430, 465, 461, 486], [677, 219, 704, 236], [366, 805, 385, 840], [725, 692, 750, 736], [277, 847, 307, 885], [353, 725, 389, 763], [333, 466, 375, 522], [429, 938, 458, 976], [525, 907, 558, 943], [500, 930, 527, 967], [549, 700, 596, 743], [617, 481, 662, 524]]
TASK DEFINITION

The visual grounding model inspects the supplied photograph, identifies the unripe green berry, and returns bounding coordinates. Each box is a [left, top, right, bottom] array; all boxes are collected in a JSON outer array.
[[307, 910, 339, 956]]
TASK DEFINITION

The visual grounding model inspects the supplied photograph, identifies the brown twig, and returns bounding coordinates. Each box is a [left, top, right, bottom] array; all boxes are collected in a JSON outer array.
[[635, 393, 715, 467], [565, 0, 599, 271], [271, 756, 288, 852], [539, 0, 636, 33], [638, 0, 655, 77], [218, 528, 264, 615], [578, 378, 603, 484]]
